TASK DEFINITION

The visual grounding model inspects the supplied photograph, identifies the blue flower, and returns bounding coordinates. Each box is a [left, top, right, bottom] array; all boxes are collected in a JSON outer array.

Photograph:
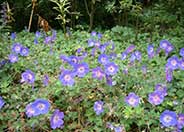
[[179, 58, 184, 70], [130, 52, 136, 63], [88, 39, 95, 47], [74, 62, 89, 77], [59, 70, 76, 86], [134, 50, 142, 61], [165, 67, 173, 82], [0, 96, 5, 109], [43, 74, 49, 86], [179, 48, 184, 58], [98, 54, 109, 65], [148, 91, 164, 105], [8, 54, 18, 63], [50, 109, 64, 129], [32, 99, 50, 115], [20, 46, 29, 56], [166, 56, 179, 70], [160, 110, 177, 127], [177, 114, 184, 129], [94, 100, 104, 115], [10, 32, 16, 40], [91, 31, 96, 36], [147, 44, 154, 58], [12, 43, 22, 54], [155, 84, 167, 97], [68, 55, 79, 66], [25, 103, 40, 117], [92, 67, 105, 80], [104, 62, 119, 75], [21, 70, 35, 84], [35, 31, 41, 38], [160, 40, 170, 50], [125, 44, 135, 53], [121, 52, 127, 60], [124, 92, 140, 107]]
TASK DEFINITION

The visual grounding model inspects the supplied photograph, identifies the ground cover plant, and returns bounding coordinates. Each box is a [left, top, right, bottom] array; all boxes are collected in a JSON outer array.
[[0, 27, 184, 132]]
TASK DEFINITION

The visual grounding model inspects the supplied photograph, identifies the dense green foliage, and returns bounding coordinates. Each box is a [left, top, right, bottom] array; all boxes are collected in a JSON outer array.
[[0, 25, 184, 131]]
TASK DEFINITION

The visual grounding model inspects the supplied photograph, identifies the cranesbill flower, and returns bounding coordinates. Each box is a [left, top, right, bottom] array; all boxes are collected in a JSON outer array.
[[165, 44, 174, 55], [92, 67, 105, 80], [68, 55, 79, 66], [160, 110, 177, 127], [177, 114, 184, 129], [114, 126, 123, 132], [25, 103, 39, 117], [21, 70, 35, 84], [44, 36, 52, 44], [124, 92, 140, 107], [165, 67, 173, 82], [98, 54, 109, 65], [105, 74, 113, 86], [179, 48, 184, 58], [94, 100, 104, 115], [155, 84, 167, 97], [34, 38, 38, 44], [88, 39, 95, 47], [60, 54, 70, 63], [104, 62, 118, 75], [32, 99, 50, 115], [147, 44, 154, 58], [50, 109, 64, 129], [8, 54, 18, 63], [10, 32, 16, 40], [59, 70, 76, 86], [160, 40, 170, 50], [121, 52, 127, 60], [74, 62, 89, 77], [148, 91, 164, 105], [179, 58, 184, 70], [12, 43, 22, 54], [97, 33, 102, 39], [166, 56, 179, 70], [91, 31, 96, 36], [135, 50, 142, 61], [141, 65, 147, 74], [130, 53, 136, 63], [43, 74, 49, 86], [0, 96, 5, 109], [20, 46, 29, 56], [125, 44, 135, 53]]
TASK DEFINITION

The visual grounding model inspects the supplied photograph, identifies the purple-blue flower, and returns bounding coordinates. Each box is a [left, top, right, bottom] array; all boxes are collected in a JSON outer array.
[[147, 44, 154, 58], [155, 84, 167, 97], [20, 46, 29, 56], [8, 54, 18, 63], [160, 40, 170, 50], [104, 62, 119, 75], [165, 44, 174, 55], [166, 56, 179, 70], [160, 110, 177, 127], [43, 74, 49, 86], [59, 70, 76, 86], [148, 91, 164, 105], [88, 39, 95, 47], [26, 99, 50, 117], [179, 58, 184, 70], [125, 44, 135, 53], [121, 52, 127, 60], [179, 48, 184, 58], [0, 96, 5, 109], [177, 114, 184, 129], [91, 31, 96, 36], [35, 31, 41, 38], [34, 38, 38, 44], [32, 99, 50, 115], [68, 55, 79, 66], [94, 100, 104, 115], [165, 67, 173, 82], [21, 70, 35, 84], [74, 62, 89, 77], [50, 109, 64, 129], [105, 74, 113, 86], [134, 50, 142, 61], [12, 43, 22, 54], [124, 92, 140, 107], [114, 126, 123, 132], [25, 103, 39, 117], [141, 65, 147, 74], [92, 67, 105, 80], [98, 54, 109, 65], [130, 52, 136, 63], [10, 32, 16, 40]]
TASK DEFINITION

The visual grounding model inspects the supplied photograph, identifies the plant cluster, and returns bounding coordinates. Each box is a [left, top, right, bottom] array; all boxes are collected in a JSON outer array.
[[0, 28, 184, 131]]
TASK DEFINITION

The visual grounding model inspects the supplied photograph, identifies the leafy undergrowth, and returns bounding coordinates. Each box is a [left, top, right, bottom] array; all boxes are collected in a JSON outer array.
[[0, 27, 184, 132]]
